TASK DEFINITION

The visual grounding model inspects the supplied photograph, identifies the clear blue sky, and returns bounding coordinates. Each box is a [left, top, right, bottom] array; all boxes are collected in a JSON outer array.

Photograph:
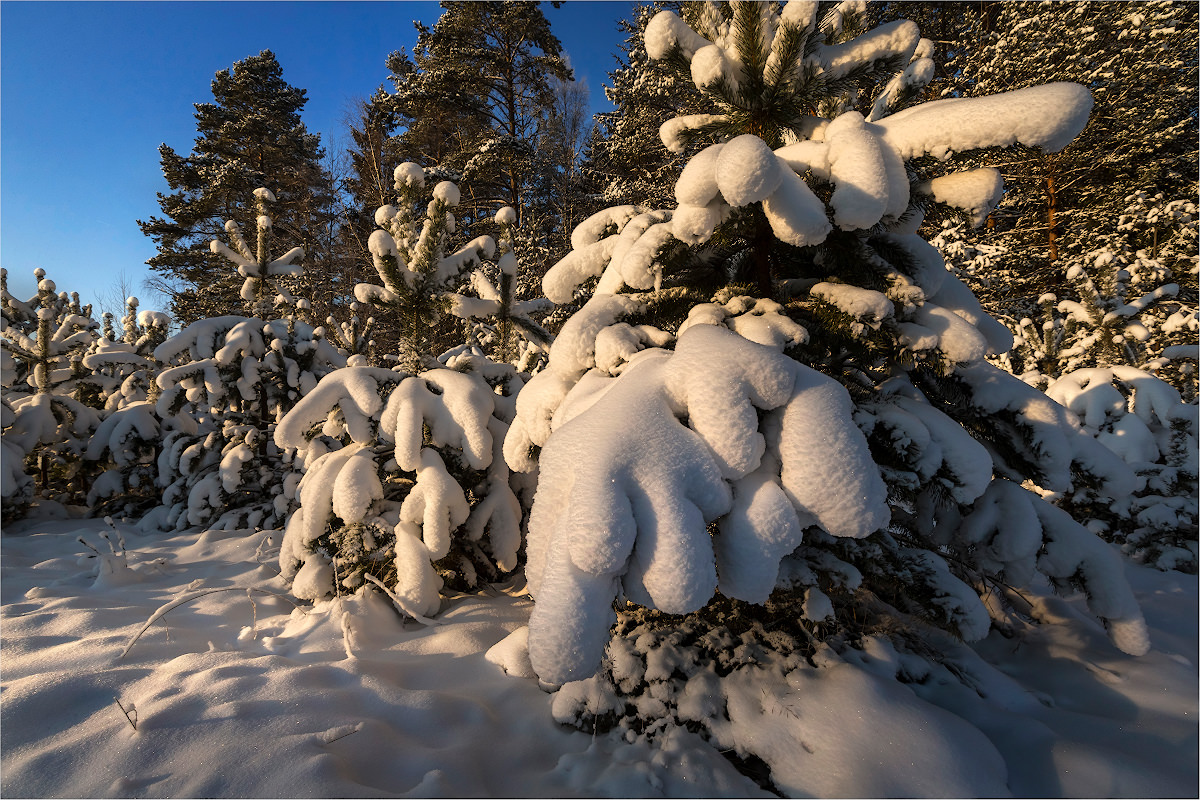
[[1, 1, 637, 317]]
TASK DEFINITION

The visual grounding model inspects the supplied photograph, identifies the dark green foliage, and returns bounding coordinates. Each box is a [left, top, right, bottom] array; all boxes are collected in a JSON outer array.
[[138, 51, 333, 326]]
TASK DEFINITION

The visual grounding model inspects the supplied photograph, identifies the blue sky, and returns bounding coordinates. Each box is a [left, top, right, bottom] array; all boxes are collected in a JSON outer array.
[[1, 1, 636, 316]]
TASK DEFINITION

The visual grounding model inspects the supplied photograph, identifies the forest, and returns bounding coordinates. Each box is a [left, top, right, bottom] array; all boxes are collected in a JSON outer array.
[[2, 2, 1197, 797]]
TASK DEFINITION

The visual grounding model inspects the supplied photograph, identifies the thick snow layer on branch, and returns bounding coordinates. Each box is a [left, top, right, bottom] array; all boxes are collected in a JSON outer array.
[[660, 115, 729, 154], [825, 112, 890, 230], [812, 282, 894, 326], [525, 351, 731, 685], [672, 201, 730, 245], [154, 316, 249, 363], [385, 369, 495, 473], [547, 295, 647, 379], [267, 247, 305, 276], [570, 205, 644, 250], [877, 83, 1093, 159], [436, 236, 496, 286], [1034, 500, 1149, 656], [645, 9, 713, 61], [892, 394, 993, 504], [394, 162, 425, 189], [762, 165, 832, 246], [775, 364, 889, 538], [715, 467, 805, 603], [675, 143, 726, 207], [773, 139, 831, 178], [818, 19, 920, 79], [85, 402, 159, 464], [274, 366, 406, 451], [691, 44, 742, 92], [958, 363, 1136, 498], [919, 168, 1004, 227], [665, 324, 797, 479], [926, 273, 1014, 355], [716, 135, 783, 207], [400, 448, 471, 560]]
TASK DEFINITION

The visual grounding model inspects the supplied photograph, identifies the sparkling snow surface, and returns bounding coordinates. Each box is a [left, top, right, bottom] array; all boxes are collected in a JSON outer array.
[[1, 513, 1195, 797]]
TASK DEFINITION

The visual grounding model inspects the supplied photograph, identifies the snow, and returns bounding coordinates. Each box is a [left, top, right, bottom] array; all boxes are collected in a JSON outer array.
[[644, 9, 712, 61], [824, 111, 891, 229], [878, 82, 1094, 159], [811, 281, 894, 325], [716, 135, 783, 206], [4, 513, 1192, 797], [660, 114, 729, 154], [774, 363, 890, 538], [675, 142, 725, 206], [818, 19, 921, 80], [761, 163, 832, 246], [920, 167, 1006, 226]]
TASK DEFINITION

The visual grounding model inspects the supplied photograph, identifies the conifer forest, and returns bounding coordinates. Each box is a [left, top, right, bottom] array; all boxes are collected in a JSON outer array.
[[2, 2, 1197, 797]]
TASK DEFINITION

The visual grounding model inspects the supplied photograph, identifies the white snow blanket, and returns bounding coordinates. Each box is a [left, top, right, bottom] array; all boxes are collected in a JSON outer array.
[[0, 515, 1195, 797]]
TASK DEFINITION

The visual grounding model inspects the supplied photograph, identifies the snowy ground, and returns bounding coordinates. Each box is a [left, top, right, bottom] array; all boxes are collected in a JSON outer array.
[[1, 513, 1196, 798]]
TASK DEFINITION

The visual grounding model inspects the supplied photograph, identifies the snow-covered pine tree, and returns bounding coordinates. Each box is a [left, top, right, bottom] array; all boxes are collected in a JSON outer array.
[[273, 173, 531, 615], [504, 2, 1150, 701], [0, 268, 101, 509], [148, 189, 345, 532], [354, 164, 496, 373], [1000, 190, 1198, 390], [442, 205, 554, 373], [972, 189, 1200, 574], [78, 296, 171, 515]]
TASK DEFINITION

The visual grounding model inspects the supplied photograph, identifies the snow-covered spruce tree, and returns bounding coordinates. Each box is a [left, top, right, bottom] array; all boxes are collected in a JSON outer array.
[[148, 189, 345, 532], [442, 205, 554, 373], [1045, 366, 1197, 572], [79, 296, 171, 515], [999, 191, 1199, 394], [0, 268, 101, 508], [504, 2, 1150, 711], [273, 172, 530, 614]]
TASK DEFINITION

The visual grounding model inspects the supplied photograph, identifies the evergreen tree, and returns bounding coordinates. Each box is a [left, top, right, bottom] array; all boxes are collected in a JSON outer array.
[[274, 168, 535, 614], [149, 189, 346, 532], [584, 3, 703, 210], [138, 50, 333, 325], [372, 2, 573, 233], [944, 2, 1198, 292], [0, 268, 102, 508], [78, 296, 171, 515], [504, 2, 1149, 725]]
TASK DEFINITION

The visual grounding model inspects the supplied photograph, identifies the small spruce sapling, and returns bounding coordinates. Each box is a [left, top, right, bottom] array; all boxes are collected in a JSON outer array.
[[1045, 366, 1197, 572], [274, 173, 529, 615], [81, 296, 171, 514], [0, 268, 101, 506], [149, 189, 345, 532]]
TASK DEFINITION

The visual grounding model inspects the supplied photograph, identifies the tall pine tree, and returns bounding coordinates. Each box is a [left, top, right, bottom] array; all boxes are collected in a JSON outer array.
[[371, 2, 573, 234], [138, 51, 332, 325]]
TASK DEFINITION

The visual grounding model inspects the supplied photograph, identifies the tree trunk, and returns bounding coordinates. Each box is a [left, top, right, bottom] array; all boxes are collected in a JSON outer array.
[[1045, 155, 1059, 262]]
